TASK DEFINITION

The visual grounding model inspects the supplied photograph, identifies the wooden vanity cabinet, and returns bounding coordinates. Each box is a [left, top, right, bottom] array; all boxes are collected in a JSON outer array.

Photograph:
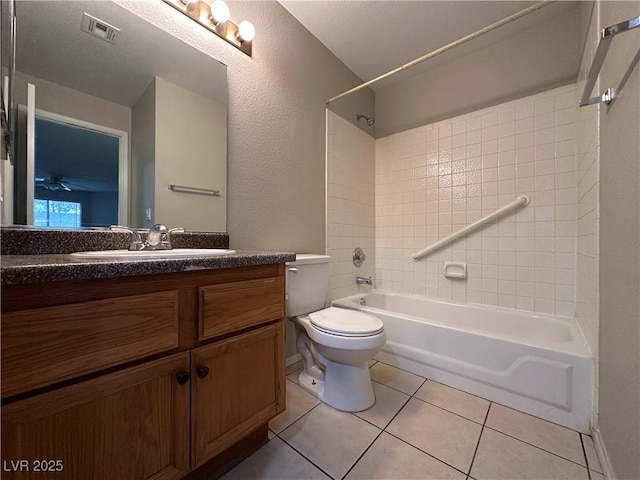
[[1, 353, 191, 480], [1, 264, 287, 479]]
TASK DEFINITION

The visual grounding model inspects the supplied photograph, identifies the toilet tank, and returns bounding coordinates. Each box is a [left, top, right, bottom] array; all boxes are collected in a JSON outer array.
[[286, 254, 331, 317]]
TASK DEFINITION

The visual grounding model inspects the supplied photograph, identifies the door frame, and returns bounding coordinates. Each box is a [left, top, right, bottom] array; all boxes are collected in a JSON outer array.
[[33, 108, 130, 226]]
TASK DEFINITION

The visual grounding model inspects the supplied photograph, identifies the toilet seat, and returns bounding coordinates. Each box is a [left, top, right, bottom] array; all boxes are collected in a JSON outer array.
[[309, 307, 384, 337]]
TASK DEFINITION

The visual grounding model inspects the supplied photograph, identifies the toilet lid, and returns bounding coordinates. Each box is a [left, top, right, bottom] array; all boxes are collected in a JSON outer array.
[[309, 307, 384, 337]]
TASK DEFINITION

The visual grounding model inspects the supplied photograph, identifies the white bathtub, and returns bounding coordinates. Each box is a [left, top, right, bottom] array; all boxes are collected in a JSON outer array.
[[332, 290, 593, 432]]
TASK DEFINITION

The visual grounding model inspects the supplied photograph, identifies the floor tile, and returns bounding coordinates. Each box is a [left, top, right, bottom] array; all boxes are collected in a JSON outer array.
[[414, 380, 490, 424], [368, 359, 378, 367], [581, 434, 603, 473], [369, 362, 425, 395], [354, 381, 410, 429], [590, 470, 604, 480], [221, 437, 330, 480], [486, 403, 585, 466], [471, 428, 589, 480], [267, 429, 275, 440], [386, 397, 482, 473], [280, 403, 381, 479], [345, 432, 466, 480], [269, 380, 320, 434]]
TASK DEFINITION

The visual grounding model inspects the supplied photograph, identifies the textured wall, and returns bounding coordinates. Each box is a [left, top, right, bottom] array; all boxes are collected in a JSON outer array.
[[326, 111, 375, 302], [597, 1, 640, 478], [375, 85, 578, 315], [116, 0, 374, 253]]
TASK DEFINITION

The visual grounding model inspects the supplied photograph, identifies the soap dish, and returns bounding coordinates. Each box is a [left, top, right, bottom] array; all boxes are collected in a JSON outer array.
[[444, 261, 467, 279]]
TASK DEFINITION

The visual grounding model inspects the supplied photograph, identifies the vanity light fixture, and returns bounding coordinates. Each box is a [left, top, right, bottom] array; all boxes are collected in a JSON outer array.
[[162, 0, 254, 56]]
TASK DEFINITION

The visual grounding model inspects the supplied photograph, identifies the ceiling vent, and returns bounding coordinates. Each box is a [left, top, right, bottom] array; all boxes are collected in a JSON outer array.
[[81, 12, 120, 44]]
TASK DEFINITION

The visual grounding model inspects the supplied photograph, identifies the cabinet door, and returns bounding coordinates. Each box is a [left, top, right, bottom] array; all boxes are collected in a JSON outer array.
[[191, 321, 285, 467], [1, 353, 190, 480]]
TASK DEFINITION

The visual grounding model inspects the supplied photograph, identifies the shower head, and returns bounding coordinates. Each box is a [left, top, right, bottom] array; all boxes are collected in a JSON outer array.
[[356, 114, 375, 126]]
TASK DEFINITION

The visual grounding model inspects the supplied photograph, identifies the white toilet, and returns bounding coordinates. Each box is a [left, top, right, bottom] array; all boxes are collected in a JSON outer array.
[[286, 254, 386, 412]]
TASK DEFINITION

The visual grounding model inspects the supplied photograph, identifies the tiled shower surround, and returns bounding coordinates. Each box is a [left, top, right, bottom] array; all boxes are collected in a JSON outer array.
[[326, 112, 376, 302], [374, 84, 578, 316], [328, 84, 581, 316]]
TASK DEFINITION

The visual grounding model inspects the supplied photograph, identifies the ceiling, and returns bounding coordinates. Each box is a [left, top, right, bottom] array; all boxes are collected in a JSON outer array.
[[280, 1, 579, 90]]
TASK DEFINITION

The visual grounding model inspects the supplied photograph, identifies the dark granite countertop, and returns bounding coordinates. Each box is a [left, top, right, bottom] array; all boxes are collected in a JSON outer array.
[[1, 251, 297, 285], [0, 226, 230, 255]]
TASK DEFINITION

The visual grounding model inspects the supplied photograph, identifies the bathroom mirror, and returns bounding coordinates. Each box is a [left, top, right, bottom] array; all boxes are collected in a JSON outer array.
[[6, 0, 227, 231]]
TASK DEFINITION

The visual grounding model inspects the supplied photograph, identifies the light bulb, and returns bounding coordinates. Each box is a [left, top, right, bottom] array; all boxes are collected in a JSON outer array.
[[208, 0, 230, 24], [237, 20, 255, 42]]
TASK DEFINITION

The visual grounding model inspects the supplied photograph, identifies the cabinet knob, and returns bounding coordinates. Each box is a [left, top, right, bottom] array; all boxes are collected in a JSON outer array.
[[197, 366, 210, 378], [176, 372, 190, 385]]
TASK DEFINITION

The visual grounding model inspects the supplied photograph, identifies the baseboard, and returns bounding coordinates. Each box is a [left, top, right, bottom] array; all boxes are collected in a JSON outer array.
[[593, 427, 616, 480], [286, 353, 301, 367]]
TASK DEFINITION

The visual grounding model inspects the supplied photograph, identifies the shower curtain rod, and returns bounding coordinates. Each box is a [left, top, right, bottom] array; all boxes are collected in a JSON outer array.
[[326, 0, 555, 105]]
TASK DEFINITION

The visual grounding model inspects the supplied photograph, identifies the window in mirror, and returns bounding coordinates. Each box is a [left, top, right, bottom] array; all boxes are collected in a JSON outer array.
[[34, 199, 82, 228]]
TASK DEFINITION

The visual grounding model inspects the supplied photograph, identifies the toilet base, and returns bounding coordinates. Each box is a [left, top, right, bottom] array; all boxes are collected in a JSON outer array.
[[297, 359, 375, 412]]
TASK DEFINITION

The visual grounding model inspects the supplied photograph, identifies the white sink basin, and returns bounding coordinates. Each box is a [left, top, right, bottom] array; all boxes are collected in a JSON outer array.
[[71, 248, 236, 259]]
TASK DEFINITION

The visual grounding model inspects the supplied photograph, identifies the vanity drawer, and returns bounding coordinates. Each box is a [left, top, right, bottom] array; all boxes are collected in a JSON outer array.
[[1, 290, 180, 398], [199, 277, 285, 340]]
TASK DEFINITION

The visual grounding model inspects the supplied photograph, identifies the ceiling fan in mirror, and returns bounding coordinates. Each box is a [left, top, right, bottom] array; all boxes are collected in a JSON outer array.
[[35, 175, 91, 192]]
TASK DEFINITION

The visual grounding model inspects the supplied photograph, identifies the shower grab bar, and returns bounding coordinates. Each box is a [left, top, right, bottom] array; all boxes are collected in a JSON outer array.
[[168, 184, 220, 196], [579, 15, 640, 107], [411, 195, 531, 261]]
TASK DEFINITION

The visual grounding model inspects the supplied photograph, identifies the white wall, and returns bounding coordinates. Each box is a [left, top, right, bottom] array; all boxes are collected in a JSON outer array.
[[576, 0, 600, 426], [131, 79, 156, 228], [375, 84, 578, 316], [155, 77, 227, 232], [326, 111, 375, 302], [14, 71, 131, 134]]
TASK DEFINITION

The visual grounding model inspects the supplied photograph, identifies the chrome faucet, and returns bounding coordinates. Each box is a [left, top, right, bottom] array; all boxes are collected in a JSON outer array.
[[143, 224, 185, 250], [110, 224, 185, 251], [356, 276, 373, 286], [110, 225, 144, 251]]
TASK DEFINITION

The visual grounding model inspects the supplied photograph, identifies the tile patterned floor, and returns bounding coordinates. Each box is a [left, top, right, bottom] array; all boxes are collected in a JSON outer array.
[[222, 360, 602, 480]]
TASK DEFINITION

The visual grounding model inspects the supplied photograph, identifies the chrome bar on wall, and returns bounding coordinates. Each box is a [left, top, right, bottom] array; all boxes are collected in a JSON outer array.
[[326, 1, 554, 105], [168, 184, 220, 196], [411, 195, 531, 262], [580, 15, 640, 107]]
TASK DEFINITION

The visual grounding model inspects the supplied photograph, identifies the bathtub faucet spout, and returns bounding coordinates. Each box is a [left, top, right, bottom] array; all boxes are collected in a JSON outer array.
[[356, 276, 373, 286]]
